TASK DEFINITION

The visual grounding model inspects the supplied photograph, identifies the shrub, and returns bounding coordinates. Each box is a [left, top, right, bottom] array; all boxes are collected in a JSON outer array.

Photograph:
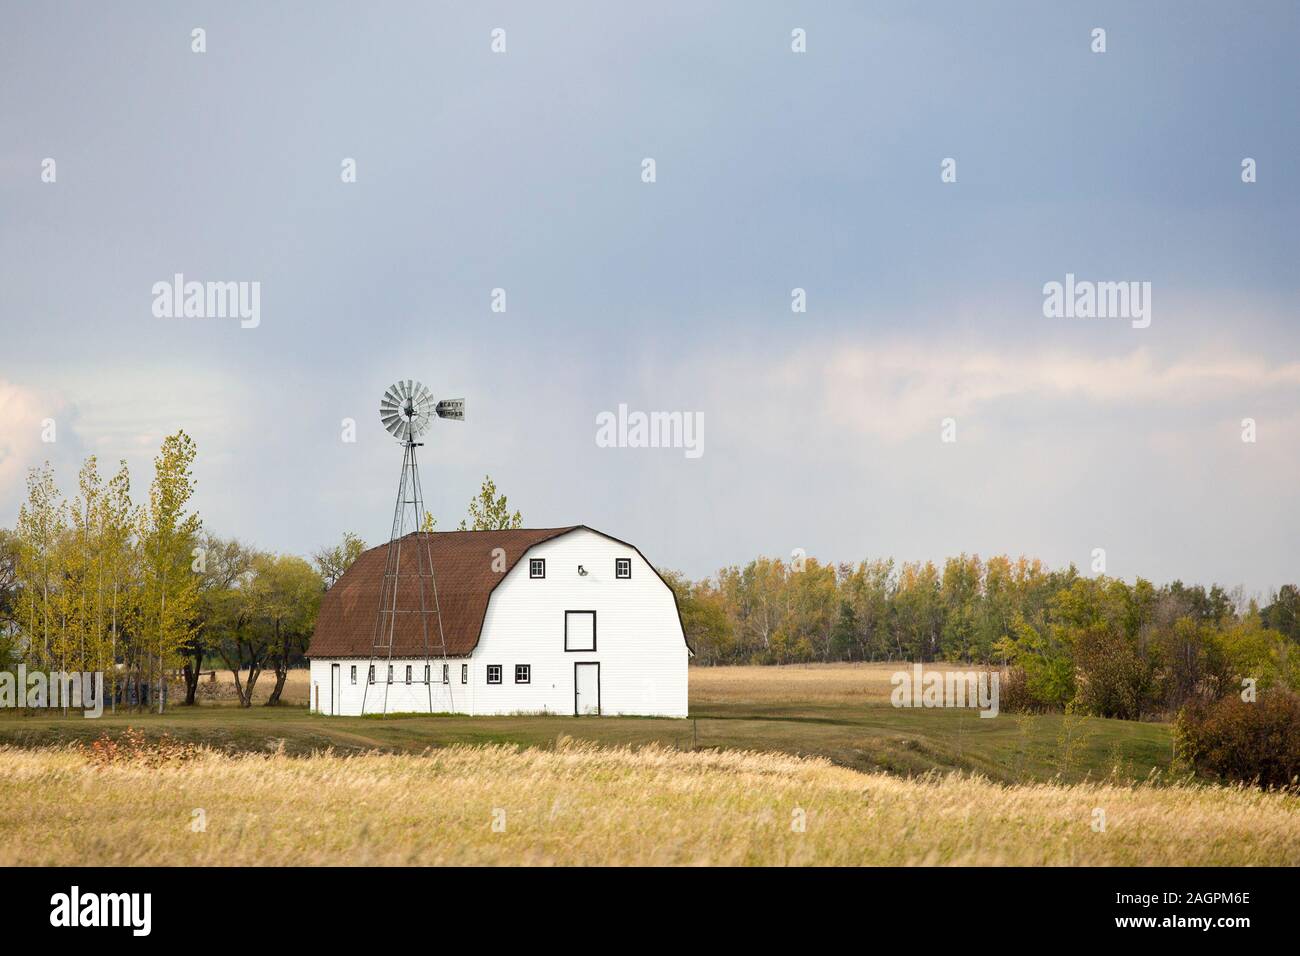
[[1072, 624, 1155, 720], [1174, 690, 1300, 789], [81, 727, 203, 768]]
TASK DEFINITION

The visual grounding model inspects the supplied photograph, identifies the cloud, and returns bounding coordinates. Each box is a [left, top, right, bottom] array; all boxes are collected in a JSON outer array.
[[685, 342, 1300, 444], [0, 379, 61, 493]]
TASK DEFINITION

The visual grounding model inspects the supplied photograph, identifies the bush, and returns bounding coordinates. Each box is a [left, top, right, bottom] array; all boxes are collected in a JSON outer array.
[[1174, 690, 1300, 789], [1072, 624, 1154, 720]]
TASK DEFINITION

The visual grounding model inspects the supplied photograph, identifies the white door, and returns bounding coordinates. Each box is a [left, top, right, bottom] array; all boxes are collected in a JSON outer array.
[[574, 662, 600, 716], [330, 663, 341, 715]]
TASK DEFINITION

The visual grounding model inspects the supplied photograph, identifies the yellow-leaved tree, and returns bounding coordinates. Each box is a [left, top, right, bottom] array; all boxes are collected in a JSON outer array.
[[137, 430, 202, 712]]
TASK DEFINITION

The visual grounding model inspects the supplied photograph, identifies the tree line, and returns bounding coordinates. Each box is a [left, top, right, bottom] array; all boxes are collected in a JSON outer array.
[[0, 433, 525, 711], [665, 554, 1300, 719]]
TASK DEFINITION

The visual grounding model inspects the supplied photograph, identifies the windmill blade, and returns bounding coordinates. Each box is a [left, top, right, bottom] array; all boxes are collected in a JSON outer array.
[[380, 379, 463, 442], [435, 399, 465, 421]]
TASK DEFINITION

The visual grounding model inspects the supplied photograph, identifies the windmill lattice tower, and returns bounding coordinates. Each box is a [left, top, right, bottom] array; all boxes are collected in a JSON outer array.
[[360, 380, 464, 715]]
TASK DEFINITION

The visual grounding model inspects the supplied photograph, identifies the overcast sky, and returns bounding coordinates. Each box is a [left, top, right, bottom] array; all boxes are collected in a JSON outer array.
[[1, 2, 1297, 596]]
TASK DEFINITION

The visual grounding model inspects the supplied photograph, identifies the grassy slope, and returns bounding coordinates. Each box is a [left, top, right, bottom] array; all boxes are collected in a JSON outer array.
[[0, 664, 1173, 785]]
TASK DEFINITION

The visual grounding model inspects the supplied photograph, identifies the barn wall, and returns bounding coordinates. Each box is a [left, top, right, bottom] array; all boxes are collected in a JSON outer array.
[[309, 657, 472, 715], [470, 528, 689, 717], [308, 528, 689, 718]]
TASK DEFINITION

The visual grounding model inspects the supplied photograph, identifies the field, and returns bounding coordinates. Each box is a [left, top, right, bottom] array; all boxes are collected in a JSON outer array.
[[0, 664, 1172, 784], [3, 740, 1299, 866], [1, 663, 1296, 865]]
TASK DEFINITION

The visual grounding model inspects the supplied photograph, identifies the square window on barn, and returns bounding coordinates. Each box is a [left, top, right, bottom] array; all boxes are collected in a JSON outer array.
[[530, 558, 546, 579], [565, 610, 597, 652], [405, 665, 412, 685], [615, 558, 631, 579], [442, 663, 449, 684], [368, 665, 375, 685], [515, 664, 531, 684], [461, 663, 468, 684], [350, 665, 357, 685], [487, 665, 502, 684]]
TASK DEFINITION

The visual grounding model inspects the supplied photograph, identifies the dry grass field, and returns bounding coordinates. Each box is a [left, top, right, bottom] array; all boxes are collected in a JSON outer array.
[[2, 738, 1297, 866], [211, 663, 912, 708], [0, 663, 1173, 786], [689, 661, 972, 704]]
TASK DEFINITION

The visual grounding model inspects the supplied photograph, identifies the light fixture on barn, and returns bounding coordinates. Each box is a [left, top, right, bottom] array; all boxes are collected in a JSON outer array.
[[360, 380, 465, 716]]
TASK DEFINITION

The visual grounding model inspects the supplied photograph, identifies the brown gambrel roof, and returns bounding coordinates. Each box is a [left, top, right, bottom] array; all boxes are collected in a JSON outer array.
[[308, 528, 580, 659]]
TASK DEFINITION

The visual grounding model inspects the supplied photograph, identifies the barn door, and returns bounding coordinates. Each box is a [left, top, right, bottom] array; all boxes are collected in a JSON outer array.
[[574, 662, 600, 716], [330, 663, 341, 715]]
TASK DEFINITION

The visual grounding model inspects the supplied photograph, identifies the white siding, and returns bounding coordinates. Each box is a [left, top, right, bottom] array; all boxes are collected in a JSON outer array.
[[310, 528, 689, 718], [310, 657, 471, 715], [470, 529, 688, 717]]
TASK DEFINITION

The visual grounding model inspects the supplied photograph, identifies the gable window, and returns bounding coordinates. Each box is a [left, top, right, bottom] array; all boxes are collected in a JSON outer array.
[[530, 558, 546, 579], [442, 663, 450, 684], [515, 664, 531, 684], [486, 664, 502, 684], [350, 665, 357, 685], [367, 665, 375, 685], [461, 663, 468, 684], [565, 610, 597, 652], [615, 558, 631, 579], [405, 665, 412, 685]]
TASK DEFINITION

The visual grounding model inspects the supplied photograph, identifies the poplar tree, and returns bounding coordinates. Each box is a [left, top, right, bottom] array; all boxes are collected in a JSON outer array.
[[98, 461, 138, 711], [15, 464, 65, 671], [137, 431, 201, 713]]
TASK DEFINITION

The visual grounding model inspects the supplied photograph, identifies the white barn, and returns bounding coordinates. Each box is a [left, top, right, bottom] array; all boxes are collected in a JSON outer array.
[[307, 526, 690, 717]]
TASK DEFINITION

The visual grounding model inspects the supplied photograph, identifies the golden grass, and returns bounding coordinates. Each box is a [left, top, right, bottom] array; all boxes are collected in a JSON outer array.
[[222, 661, 958, 708], [689, 661, 994, 705], [2, 739, 1297, 866], [196, 668, 310, 706]]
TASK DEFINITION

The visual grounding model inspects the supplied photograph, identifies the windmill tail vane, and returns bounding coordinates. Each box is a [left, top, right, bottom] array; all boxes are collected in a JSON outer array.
[[361, 379, 465, 716]]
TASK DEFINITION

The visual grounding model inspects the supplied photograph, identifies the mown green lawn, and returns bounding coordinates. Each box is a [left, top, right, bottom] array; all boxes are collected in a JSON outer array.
[[0, 695, 1173, 785]]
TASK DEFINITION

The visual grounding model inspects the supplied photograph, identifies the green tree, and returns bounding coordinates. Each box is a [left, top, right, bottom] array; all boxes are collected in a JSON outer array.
[[213, 555, 267, 708], [98, 460, 138, 711], [137, 431, 202, 712], [15, 463, 65, 670], [183, 534, 253, 705], [258, 555, 323, 705], [662, 570, 732, 664], [313, 531, 367, 590], [458, 475, 522, 531]]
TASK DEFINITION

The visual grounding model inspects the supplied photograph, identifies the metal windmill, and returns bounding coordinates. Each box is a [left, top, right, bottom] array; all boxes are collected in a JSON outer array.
[[360, 380, 465, 715]]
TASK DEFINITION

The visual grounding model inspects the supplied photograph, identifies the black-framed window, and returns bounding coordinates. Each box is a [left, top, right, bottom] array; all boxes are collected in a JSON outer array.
[[615, 558, 631, 579], [367, 665, 375, 685], [486, 664, 502, 684], [565, 610, 597, 651], [461, 663, 468, 684], [387, 664, 394, 684], [515, 664, 531, 684], [350, 665, 357, 685], [423, 664, 430, 684], [442, 663, 450, 684], [405, 665, 412, 685], [530, 558, 546, 579]]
